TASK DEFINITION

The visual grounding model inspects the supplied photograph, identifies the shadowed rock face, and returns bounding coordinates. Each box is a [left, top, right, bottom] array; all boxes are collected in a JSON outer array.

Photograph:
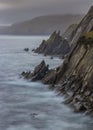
[[21, 60, 57, 84], [34, 31, 70, 57], [21, 60, 50, 81], [22, 6, 93, 115]]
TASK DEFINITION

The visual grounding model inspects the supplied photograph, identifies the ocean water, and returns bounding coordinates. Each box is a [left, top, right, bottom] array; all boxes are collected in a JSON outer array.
[[0, 36, 93, 130]]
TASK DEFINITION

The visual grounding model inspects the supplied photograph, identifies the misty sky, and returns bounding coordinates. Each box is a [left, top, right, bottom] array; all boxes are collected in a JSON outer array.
[[0, 0, 93, 24]]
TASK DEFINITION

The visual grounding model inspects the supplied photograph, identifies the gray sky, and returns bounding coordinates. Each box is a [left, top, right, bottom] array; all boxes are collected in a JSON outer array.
[[0, 0, 93, 24]]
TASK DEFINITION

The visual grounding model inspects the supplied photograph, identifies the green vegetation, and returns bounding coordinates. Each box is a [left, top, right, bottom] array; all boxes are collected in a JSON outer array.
[[84, 31, 93, 38], [78, 32, 93, 49]]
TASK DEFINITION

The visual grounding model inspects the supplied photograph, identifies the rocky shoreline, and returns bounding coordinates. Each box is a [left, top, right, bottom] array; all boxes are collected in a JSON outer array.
[[21, 59, 93, 115], [21, 6, 93, 116]]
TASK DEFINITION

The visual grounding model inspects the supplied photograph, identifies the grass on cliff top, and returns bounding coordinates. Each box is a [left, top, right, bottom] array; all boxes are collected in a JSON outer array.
[[79, 31, 93, 49], [84, 31, 93, 38]]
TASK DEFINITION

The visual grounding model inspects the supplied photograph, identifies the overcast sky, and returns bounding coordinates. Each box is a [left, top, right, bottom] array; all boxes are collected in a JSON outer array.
[[0, 0, 93, 24]]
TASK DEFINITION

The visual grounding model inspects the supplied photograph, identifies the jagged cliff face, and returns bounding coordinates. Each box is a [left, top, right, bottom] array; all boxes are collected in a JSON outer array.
[[57, 6, 93, 82], [34, 31, 70, 56], [34, 23, 79, 57], [52, 6, 93, 113]]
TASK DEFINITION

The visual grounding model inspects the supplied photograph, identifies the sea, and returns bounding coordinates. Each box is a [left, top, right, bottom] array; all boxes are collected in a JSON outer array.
[[0, 36, 92, 130]]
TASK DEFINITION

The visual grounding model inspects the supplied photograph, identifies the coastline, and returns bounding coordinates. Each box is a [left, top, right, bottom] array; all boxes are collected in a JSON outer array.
[[21, 6, 93, 116]]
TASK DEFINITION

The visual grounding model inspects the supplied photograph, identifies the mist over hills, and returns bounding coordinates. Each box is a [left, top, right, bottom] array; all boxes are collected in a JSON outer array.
[[0, 14, 83, 35]]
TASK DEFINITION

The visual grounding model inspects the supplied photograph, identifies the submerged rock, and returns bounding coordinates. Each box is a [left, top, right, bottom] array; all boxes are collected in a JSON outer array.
[[24, 48, 29, 52]]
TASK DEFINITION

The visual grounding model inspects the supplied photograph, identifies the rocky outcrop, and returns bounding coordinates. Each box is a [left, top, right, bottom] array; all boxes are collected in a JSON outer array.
[[22, 6, 93, 115], [21, 60, 58, 84], [24, 48, 29, 52], [34, 31, 70, 57], [34, 23, 78, 57], [21, 60, 49, 81]]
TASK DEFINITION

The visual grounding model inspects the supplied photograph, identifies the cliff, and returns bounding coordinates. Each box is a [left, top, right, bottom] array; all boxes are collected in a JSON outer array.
[[34, 24, 78, 57], [0, 15, 83, 35], [34, 31, 70, 57], [21, 6, 93, 115], [45, 6, 93, 114]]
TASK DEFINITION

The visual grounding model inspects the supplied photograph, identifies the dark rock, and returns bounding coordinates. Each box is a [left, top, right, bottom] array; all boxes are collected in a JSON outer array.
[[31, 61, 49, 81], [21, 60, 50, 81], [64, 96, 73, 104], [42, 69, 57, 84], [21, 71, 26, 76], [85, 110, 93, 116], [48, 84, 56, 90], [73, 102, 86, 113], [32, 49, 35, 52], [61, 55, 65, 59], [24, 48, 29, 52], [30, 113, 38, 117], [50, 56, 53, 59], [21, 71, 32, 79], [33, 60, 46, 75]]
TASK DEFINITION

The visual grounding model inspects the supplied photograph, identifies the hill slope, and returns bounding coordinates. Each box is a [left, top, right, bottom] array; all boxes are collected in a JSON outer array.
[[0, 15, 83, 35]]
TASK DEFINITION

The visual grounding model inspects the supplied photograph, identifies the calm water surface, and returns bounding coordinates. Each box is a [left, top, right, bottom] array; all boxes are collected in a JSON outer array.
[[0, 36, 93, 130]]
